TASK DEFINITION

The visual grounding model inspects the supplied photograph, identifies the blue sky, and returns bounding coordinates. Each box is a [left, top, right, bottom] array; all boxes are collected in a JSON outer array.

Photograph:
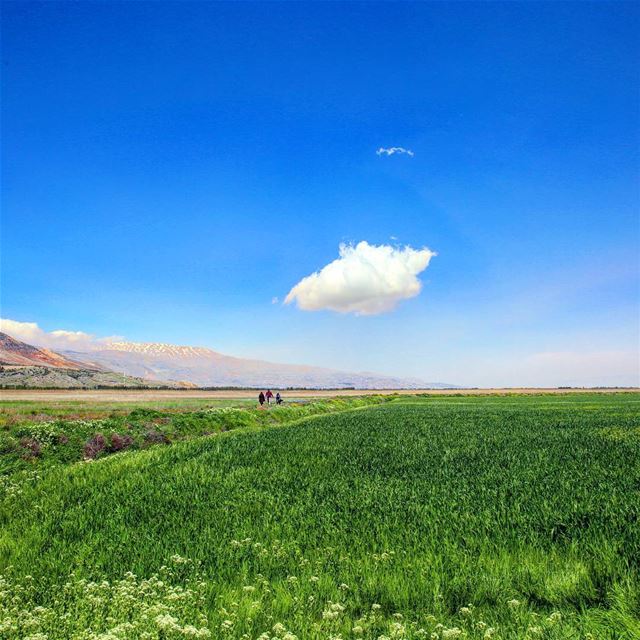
[[2, 1, 639, 386]]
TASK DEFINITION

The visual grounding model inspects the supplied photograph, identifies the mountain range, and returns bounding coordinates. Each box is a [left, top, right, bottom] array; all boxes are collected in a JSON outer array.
[[0, 332, 194, 389], [0, 331, 457, 389]]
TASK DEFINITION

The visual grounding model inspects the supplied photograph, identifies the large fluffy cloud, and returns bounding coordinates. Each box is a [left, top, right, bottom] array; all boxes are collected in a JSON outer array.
[[285, 241, 436, 315], [0, 318, 119, 351]]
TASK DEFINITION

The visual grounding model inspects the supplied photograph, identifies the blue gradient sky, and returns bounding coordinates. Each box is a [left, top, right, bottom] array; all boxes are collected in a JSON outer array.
[[2, 1, 639, 386]]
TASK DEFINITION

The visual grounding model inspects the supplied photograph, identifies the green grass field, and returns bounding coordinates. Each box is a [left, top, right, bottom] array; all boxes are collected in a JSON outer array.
[[1, 394, 639, 639]]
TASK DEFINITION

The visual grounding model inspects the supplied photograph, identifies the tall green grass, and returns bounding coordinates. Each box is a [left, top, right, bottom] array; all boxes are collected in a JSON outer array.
[[1, 394, 639, 639]]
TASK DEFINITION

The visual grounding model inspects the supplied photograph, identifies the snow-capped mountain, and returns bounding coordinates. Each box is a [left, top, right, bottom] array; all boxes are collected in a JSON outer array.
[[101, 342, 213, 358], [61, 340, 456, 389]]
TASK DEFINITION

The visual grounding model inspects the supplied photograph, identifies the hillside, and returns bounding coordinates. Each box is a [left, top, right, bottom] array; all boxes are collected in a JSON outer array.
[[0, 365, 195, 389], [0, 332, 92, 368], [1, 394, 638, 639], [62, 340, 456, 389]]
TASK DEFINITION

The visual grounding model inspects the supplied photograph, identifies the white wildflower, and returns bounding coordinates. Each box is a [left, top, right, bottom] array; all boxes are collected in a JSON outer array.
[[547, 611, 561, 624]]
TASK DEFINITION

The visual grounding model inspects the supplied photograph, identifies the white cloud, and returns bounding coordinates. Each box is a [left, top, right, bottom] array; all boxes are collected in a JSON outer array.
[[284, 241, 436, 315], [376, 147, 414, 157], [0, 318, 119, 351]]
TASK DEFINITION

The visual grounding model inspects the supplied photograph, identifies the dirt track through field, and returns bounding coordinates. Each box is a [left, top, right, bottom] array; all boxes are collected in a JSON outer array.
[[1, 387, 637, 402]]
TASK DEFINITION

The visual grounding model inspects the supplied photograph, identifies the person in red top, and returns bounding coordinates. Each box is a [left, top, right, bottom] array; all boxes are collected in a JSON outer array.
[[265, 389, 274, 405]]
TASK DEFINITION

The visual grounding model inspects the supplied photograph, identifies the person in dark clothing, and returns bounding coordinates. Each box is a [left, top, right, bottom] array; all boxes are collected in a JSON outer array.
[[276, 392, 282, 405], [258, 391, 265, 406], [265, 389, 274, 405]]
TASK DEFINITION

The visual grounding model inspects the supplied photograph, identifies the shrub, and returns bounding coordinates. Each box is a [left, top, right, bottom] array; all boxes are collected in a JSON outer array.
[[0, 433, 18, 455], [19, 437, 41, 459], [129, 407, 163, 421], [144, 429, 170, 445], [110, 433, 134, 452], [83, 433, 107, 459]]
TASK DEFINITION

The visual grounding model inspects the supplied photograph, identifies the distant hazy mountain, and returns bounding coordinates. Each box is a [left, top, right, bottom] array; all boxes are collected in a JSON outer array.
[[61, 340, 458, 389]]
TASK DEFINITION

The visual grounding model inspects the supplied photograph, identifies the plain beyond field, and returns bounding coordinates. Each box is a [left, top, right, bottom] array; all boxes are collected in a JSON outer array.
[[1, 387, 638, 403]]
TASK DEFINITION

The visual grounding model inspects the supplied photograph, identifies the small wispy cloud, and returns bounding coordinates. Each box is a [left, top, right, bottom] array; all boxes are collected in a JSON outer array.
[[376, 147, 414, 157]]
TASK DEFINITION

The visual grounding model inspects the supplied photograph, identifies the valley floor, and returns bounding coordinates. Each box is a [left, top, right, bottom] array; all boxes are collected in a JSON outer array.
[[1, 386, 637, 402]]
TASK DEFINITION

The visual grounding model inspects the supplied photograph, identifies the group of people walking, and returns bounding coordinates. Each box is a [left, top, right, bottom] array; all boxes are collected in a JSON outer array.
[[258, 389, 282, 406]]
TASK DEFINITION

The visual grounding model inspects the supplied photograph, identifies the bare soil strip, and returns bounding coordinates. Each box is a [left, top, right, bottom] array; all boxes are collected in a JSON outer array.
[[1, 387, 637, 402]]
